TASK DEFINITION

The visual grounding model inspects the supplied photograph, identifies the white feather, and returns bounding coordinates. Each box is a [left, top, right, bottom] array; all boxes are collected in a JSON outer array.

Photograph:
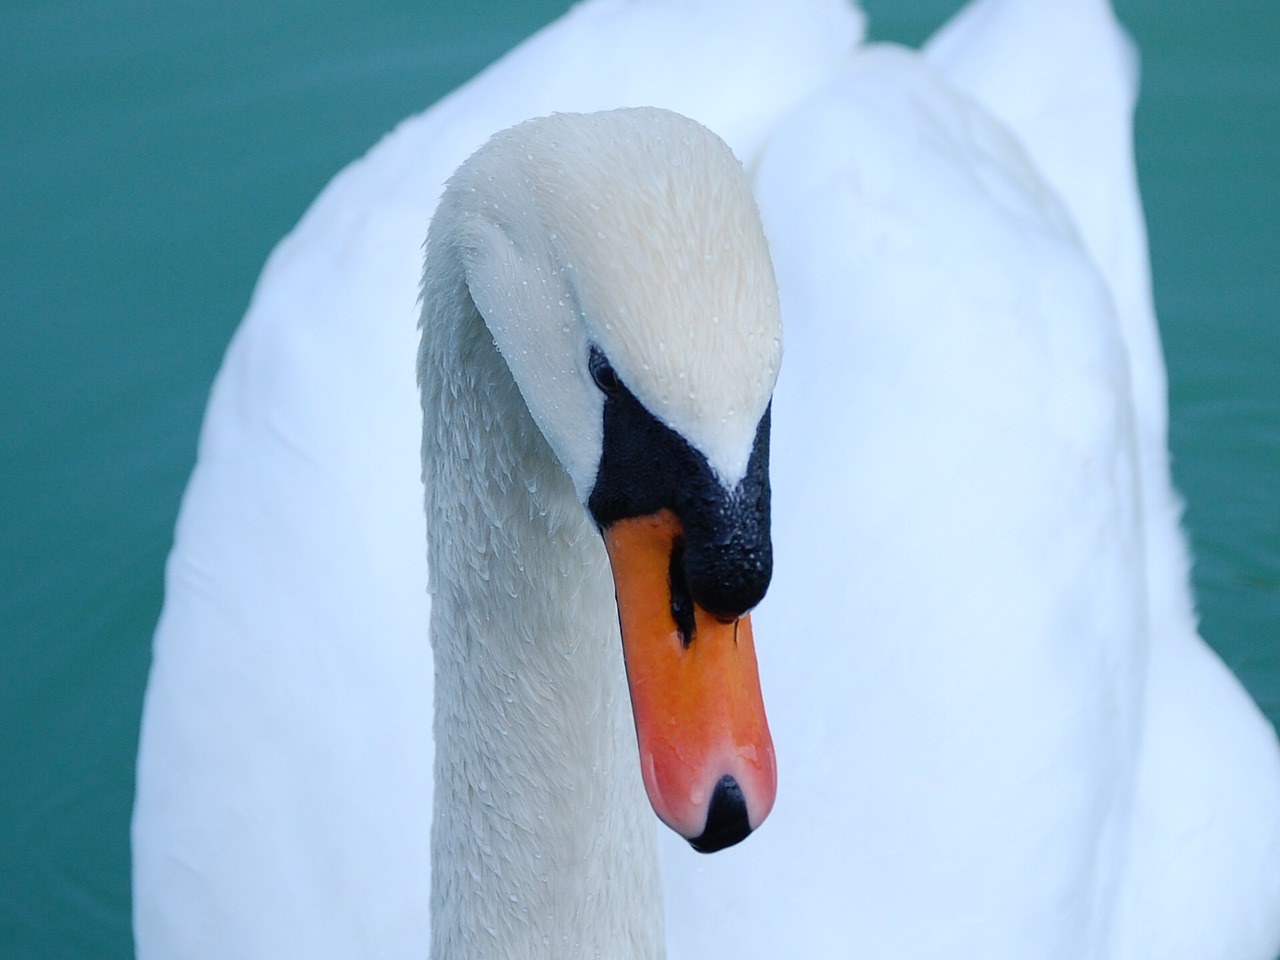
[[132, 1, 1280, 958]]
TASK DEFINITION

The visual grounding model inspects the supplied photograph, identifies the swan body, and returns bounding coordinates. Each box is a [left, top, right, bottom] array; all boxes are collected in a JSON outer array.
[[661, 35, 1280, 958], [132, 0, 1280, 958]]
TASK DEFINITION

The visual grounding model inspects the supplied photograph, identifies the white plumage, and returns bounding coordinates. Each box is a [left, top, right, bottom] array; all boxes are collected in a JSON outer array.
[[132, 1, 1280, 957]]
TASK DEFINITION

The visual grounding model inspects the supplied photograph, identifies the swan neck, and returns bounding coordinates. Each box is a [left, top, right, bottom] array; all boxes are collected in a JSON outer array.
[[419, 239, 663, 959]]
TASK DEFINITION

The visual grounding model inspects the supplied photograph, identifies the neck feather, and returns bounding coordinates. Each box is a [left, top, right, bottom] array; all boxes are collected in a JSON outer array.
[[418, 236, 663, 960]]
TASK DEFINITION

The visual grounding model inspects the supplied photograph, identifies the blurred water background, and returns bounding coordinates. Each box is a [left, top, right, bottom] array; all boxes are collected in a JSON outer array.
[[0, 1, 1275, 956]]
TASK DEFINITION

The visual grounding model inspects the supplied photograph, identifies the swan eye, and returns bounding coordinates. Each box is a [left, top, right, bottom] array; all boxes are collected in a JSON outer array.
[[589, 347, 622, 396]]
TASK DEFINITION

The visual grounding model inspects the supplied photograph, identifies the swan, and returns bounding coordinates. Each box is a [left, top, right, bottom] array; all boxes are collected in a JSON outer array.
[[132, 0, 1280, 957]]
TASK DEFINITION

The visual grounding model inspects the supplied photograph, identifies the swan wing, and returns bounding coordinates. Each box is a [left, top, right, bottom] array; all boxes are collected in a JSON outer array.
[[931, 7, 1280, 954], [662, 38, 1144, 960]]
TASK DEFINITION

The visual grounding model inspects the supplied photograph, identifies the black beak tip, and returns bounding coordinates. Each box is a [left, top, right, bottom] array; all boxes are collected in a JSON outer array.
[[688, 775, 753, 854]]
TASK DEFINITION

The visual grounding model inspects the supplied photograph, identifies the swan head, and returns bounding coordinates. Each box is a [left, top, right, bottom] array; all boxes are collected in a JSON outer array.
[[428, 108, 780, 851]]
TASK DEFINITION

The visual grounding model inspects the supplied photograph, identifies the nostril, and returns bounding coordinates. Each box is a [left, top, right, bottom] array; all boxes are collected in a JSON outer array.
[[668, 538, 696, 648], [688, 775, 752, 853]]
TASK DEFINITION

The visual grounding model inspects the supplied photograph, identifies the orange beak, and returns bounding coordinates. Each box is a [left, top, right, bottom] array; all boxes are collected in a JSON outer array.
[[602, 509, 777, 850]]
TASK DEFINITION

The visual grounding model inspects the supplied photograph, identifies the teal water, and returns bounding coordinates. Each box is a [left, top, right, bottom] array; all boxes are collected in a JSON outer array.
[[0, 1, 1275, 956]]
